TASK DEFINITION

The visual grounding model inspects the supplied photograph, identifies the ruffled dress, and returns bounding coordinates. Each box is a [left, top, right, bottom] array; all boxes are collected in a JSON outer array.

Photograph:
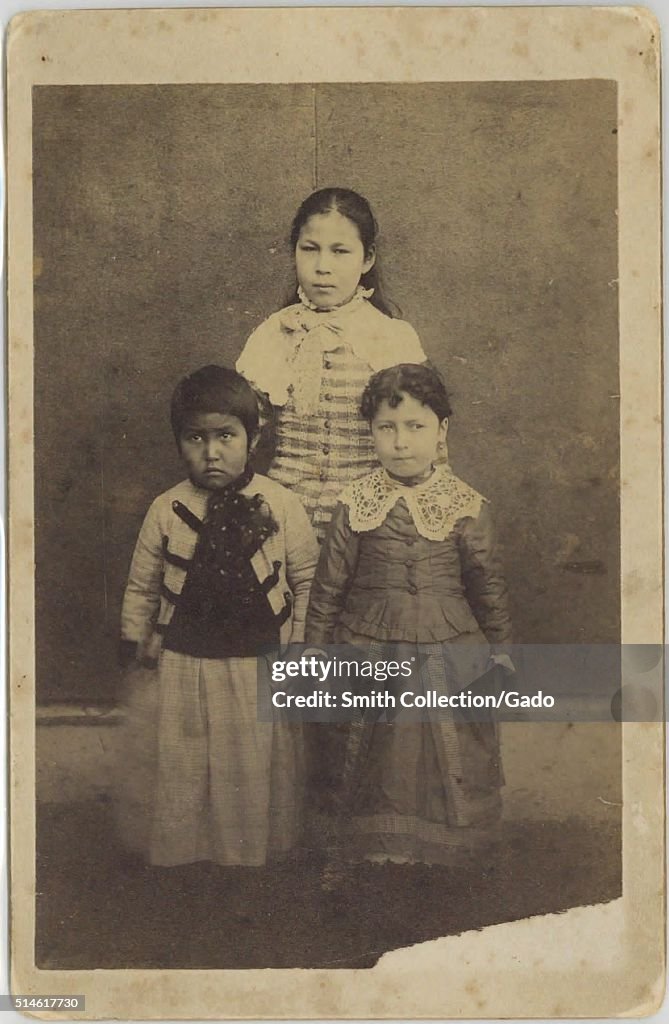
[[305, 465, 512, 865], [236, 287, 426, 539]]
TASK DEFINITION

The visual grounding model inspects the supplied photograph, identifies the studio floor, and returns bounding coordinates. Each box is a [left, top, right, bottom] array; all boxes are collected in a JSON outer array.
[[36, 801, 621, 970]]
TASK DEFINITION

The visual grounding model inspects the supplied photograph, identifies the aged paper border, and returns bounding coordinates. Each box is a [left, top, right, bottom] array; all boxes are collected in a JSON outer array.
[[7, 6, 664, 1018]]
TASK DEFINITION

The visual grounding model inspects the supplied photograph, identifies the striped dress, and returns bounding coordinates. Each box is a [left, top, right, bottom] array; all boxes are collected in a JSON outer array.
[[271, 348, 380, 538], [237, 293, 426, 539]]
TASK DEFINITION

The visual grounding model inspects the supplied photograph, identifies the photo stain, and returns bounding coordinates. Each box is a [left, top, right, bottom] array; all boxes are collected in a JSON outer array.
[[561, 560, 606, 575]]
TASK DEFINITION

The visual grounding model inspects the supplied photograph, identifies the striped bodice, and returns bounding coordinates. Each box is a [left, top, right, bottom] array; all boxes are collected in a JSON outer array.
[[268, 346, 378, 539]]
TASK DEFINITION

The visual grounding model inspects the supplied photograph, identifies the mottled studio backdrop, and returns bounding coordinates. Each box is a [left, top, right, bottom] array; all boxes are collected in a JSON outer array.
[[33, 82, 619, 702]]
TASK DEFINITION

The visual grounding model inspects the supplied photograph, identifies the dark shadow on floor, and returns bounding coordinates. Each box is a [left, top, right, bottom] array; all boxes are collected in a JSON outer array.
[[36, 800, 621, 969]]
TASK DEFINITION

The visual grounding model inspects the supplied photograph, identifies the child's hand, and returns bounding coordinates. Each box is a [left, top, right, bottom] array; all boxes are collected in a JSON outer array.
[[118, 639, 138, 670], [489, 653, 515, 676], [119, 635, 160, 671]]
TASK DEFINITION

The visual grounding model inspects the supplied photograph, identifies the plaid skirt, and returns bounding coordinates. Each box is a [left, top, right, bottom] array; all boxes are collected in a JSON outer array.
[[114, 652, 304, 866]]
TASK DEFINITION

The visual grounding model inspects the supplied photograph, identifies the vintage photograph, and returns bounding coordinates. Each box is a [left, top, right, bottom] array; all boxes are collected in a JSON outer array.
[[32, 79, 624, 971], [8, 7, 663, 1019]]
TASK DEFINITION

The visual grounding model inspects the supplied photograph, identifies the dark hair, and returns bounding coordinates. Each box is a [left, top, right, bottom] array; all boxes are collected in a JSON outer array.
[[170, 365, 260, 445], [360, 363, 453, 423], [285, 187, 398, 317]]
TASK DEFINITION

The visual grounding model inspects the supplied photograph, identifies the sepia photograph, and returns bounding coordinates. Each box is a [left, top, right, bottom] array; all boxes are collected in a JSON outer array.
[[7, 6, 663, 1019]]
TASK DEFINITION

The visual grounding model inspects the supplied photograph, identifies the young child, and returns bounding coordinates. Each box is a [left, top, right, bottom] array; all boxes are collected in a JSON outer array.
[[118, 365, 319, 867], [305, 363, 512, 866], [236, 187, 427, 541]]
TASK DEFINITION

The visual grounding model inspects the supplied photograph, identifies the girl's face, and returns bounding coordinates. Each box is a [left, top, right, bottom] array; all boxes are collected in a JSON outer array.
[[179, 412, 250, 490], [295, 211, 375, 309], [371, 393, 448, 481]]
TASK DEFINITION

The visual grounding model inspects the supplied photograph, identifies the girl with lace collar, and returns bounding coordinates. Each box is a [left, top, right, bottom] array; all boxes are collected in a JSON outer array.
[[236, 187, 426, 541], [305, 363, 512, 870]]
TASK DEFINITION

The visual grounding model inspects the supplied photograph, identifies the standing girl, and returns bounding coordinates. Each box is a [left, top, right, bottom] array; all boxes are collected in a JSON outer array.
[[236, 187, 427, 541], [119, 364, 318, 866], [305, 364, 512, 866]]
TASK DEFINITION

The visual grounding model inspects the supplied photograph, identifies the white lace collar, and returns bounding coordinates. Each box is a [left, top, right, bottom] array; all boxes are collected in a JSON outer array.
[[277, 286, 379, 415], [237, 289, 425, 413], [339, 464, 485, 542]]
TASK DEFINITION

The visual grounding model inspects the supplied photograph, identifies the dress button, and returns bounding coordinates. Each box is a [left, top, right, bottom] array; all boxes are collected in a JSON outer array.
[[324, 420, 331, 429], [405, 537, 415, 546], [405, 559, 414, 568], [322, 445, 330, 455], [319, 470, 327, 481], [324, 393, 333, 402], [408, 584, 418, 595]]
